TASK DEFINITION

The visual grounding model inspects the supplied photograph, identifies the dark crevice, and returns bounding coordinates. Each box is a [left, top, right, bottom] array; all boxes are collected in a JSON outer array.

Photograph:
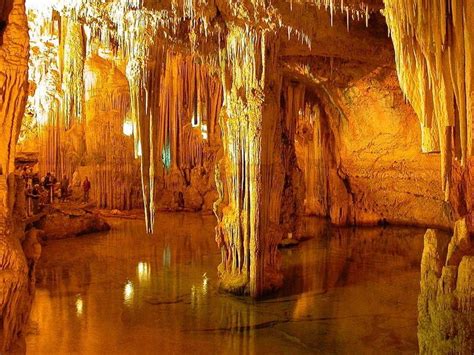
[[0, 0, 13, 46]]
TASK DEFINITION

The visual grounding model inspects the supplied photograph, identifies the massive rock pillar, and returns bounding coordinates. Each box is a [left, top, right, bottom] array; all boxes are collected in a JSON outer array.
[[214, 26, 284, 297]]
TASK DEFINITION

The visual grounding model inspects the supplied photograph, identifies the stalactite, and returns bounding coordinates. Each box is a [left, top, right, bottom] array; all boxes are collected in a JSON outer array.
[[84, 55, 138, 210], [61, 17, 85, 128], [125, 31, 223, 231], [383, 0, 474, 219]]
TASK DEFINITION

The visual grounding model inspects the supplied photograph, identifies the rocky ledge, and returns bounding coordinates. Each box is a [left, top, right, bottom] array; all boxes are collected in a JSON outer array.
[[34, 206, 110, 240]]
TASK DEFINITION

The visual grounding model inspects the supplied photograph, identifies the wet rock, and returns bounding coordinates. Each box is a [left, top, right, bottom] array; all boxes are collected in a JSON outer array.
[[36, 208, 110, 240], [202, 190, 218, 213], [184, 186, 203, 211], [278, 237, 299, 248], [22, 228, 42, 265], [446, 218, 473, 266]]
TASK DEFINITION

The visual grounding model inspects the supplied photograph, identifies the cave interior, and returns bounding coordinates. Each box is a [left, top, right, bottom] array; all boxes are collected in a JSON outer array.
[[0, 0, 473, 353]]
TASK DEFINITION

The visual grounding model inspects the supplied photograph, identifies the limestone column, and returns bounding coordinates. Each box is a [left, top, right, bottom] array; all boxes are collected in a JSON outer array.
[[0, 0, 33, 352], [0, 0, 28, 223], [214, 26, 285, 297]]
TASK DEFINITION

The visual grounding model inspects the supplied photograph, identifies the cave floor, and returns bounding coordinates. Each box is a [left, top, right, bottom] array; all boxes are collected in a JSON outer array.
[[26, 213, 427, 354]]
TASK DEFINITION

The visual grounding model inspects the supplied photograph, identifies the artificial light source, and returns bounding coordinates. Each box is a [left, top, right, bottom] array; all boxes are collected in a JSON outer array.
[[36, 114, 48, 126], [123, 120, 133, 136]]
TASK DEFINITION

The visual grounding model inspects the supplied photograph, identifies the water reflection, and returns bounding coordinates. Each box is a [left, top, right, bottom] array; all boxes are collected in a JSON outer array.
[[123, 280, 134, 305], [27, 214, 449, 354], [75, 294, 83, 317], [137, 262, 150, 283]]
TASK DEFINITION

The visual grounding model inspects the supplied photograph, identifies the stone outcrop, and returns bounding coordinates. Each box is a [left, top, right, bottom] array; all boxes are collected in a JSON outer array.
[[35, 207, 110, 240], [418, 219, 473, 354], [288, 62, 452, 228]]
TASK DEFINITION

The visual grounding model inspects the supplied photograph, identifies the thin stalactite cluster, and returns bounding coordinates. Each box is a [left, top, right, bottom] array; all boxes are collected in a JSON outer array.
[[126, 44, 223, 232]]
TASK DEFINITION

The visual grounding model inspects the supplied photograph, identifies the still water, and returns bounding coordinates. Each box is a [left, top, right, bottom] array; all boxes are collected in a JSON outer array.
[[26, 214, 427, 354]]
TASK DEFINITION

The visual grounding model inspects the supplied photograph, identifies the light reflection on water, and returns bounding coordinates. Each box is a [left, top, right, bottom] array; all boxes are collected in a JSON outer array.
[[27, 213, 431, 354], [123, 280, 134, 305], [75, 294, 83, 317], [137, 262, 150, 283]]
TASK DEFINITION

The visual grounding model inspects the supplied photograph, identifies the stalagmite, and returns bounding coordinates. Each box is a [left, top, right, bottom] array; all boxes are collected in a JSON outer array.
[[61, 17, 85, 128], [418, 221, 473, 353]]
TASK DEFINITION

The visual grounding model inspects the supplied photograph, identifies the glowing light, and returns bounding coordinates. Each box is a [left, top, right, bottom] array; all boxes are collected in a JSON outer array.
[[202, 273, 209, 295], [123, 280, 134, 304], [25, 0, 54, 11], [36, 114, 49, 126], [123, 120, 133, 136], [201, 124, 208, 140], [137, 261, 150, 283], [75, 294, 83, 316]]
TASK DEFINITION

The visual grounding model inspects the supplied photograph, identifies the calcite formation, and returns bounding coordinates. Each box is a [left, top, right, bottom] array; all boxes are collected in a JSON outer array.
[[12, 0, 471, 296], [35, 206, 110, 240], [0, 0, 36, 351], [214, 26, 286, 296], [418, 219, 473, 354], [0, 0, 471, 306], [384, 0, 474, 225]]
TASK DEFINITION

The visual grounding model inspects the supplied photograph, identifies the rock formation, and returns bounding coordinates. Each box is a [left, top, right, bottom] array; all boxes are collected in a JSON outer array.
[[35, 206, 110, 240], [9, 0, 471, 298], [418, 219, 473, 354], [0, 0, 37, 351], [384, 0, 474, 226], [0, 0, 471, 306]]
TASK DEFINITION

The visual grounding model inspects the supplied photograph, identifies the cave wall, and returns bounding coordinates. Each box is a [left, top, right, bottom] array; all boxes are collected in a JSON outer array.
[[0, 0, 38, 351], [335, 65, 449, 227], [286, 58, 452, 229], [83, 54, 142, 210]]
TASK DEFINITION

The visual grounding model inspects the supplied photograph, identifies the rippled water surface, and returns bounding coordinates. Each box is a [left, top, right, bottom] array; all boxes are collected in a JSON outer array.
[[26, 214, 427, 354]]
